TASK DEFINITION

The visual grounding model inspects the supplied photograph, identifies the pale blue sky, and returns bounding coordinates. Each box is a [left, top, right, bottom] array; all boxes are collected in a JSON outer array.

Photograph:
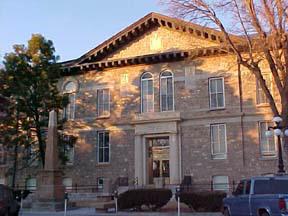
[[0, 0, 164, 62]]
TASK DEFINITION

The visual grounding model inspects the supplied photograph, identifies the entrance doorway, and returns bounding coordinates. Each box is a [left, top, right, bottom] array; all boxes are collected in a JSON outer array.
[[146, 137, 170, 185]]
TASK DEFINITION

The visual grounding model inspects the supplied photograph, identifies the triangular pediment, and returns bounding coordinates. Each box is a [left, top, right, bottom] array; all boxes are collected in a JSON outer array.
[[102, 25, 219, 61], [62, 12, 241, 69]]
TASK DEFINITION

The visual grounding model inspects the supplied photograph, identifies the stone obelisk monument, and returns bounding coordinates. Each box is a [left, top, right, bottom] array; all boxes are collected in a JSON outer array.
[[33, 110, 65, 211]]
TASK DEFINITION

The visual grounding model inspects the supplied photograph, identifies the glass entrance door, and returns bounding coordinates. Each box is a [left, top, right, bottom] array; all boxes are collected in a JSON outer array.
[[147, 137, 170, 185]]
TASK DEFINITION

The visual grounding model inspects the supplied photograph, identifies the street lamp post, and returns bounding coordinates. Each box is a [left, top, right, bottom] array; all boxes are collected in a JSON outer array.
[[265, 116, 286, 174]]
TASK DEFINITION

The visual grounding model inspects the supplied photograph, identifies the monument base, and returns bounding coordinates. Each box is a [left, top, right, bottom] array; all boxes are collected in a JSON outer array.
[[33, 169, 65, 211]]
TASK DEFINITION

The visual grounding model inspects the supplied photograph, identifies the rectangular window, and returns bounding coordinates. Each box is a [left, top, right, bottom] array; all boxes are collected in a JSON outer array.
[[141, 74, 154, 113], [26, 178, 37, 191], [63, 93, 76, 120], [160, 72, 174, 111], [26, 130, 41, 166], [97, 177, 104, 190], [97, 131, 110, 163], [211, 124, 227, 159], [212, 176, 229, 191], [256, 75, 271, 105], [0, 145, 6, 165], [64, 143, 74, 165], [97, 89, 110, 117], [26, 145, 39, 166], [0, 178, 5, 185], [62, 178, 73, 192], [209, 77, 225, 109], [259, 122, 276, 157]]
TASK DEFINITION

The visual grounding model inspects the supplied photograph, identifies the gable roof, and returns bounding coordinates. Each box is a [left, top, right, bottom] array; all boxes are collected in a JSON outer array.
[[61, 12, 240, 70]]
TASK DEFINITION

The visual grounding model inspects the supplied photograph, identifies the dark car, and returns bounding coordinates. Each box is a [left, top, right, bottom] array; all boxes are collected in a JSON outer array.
[[0, 185, 19, 216]]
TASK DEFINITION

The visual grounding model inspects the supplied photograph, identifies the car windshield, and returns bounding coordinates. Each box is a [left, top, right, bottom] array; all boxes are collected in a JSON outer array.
[[254, 179, 288, 194]]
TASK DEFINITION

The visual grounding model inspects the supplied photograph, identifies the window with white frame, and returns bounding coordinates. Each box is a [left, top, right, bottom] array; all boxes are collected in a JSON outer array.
[[26, 178, 37, 191], [212, 176, 229, 191], [0, 144, 6, 165], [97, 177, 104, 190], [211, 124, 227, 159], [259, 122, 276, 157], [63, 81, 77, 120], [26, 143, 39, 166], [97, 89, 110, 117], [256, 75, 272, 104], [141, 72, 154, 113], [64, 143, 74, 165], [160, 71, 174, 111], [26, 129, 41, 166], [209, 77, 225, 109], [97, 131, 110, 163], [62, 177, 73, 192], [0, 178, 5, 185], [61, 134, 75, 165]]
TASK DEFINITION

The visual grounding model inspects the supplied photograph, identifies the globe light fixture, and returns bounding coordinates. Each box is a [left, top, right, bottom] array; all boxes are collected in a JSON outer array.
[[265, 116, 286, 174], [272, 116, 283, 123], [284, 129, 288, 137], [274, 128, 282, 136]]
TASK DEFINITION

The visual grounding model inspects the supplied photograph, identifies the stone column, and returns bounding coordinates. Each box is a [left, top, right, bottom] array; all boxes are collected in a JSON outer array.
[[134, 135, 144, 186], [169, 133, 180, 184], [33, 110, 65, 211]]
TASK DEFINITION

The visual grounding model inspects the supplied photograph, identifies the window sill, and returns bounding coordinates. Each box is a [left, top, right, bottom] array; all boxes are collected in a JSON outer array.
[[259, 155, 277, 160], [209, 107, 226, 111], [63, 118, 76, 122], [96, 115, 110, 119], [256, 103, 270, 108], [96, 163, 111, 167], [211, 156, 227, 160], [160, 110, 175, 113]]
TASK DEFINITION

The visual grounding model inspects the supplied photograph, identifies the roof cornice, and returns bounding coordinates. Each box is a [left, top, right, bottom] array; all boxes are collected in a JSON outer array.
[[61, 46, 238, 76], [61, 12, 242, 69]]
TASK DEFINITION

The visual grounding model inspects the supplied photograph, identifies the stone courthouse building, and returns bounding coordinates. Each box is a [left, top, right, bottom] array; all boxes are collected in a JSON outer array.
[[5, 13, 287, 191]]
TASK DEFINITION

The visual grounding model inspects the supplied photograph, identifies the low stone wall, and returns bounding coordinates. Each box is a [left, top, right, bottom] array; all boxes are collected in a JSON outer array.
[[68, 192, 111, 201]]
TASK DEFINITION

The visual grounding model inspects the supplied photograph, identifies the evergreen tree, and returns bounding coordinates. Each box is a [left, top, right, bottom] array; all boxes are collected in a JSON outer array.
[[0, 34, 67, 169]]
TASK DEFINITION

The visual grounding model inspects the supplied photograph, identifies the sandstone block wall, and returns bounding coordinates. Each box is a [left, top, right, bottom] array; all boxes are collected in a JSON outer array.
[[13, 26, 286, 190]]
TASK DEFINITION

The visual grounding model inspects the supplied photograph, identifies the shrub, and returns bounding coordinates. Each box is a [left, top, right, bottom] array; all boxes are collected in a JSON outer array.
[[118, 188, 172, 211], [178, 191, 226, 212]]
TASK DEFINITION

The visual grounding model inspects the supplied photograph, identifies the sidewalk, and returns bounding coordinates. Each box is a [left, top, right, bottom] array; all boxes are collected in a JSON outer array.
[[20, 208, 222, 216]]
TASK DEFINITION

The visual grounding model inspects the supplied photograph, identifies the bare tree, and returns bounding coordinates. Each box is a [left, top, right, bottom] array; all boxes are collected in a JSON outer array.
[[163, 0, 288, 135]]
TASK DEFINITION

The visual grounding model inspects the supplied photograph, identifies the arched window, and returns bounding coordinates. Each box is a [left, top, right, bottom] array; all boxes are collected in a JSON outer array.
[[141, 72, 154, 113], [63, 81, 77, 120], [63, 81, 77, 93], [160, 71, 174, 111]]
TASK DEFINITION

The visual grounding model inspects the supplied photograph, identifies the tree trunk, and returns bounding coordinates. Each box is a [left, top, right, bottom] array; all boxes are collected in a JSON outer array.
[[11, 108, 19, 189], [35, 116, 45, 168]]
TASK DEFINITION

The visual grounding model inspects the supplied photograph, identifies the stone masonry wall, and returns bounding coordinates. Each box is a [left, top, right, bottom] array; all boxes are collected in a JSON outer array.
[[14, 25, 286, 190]]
